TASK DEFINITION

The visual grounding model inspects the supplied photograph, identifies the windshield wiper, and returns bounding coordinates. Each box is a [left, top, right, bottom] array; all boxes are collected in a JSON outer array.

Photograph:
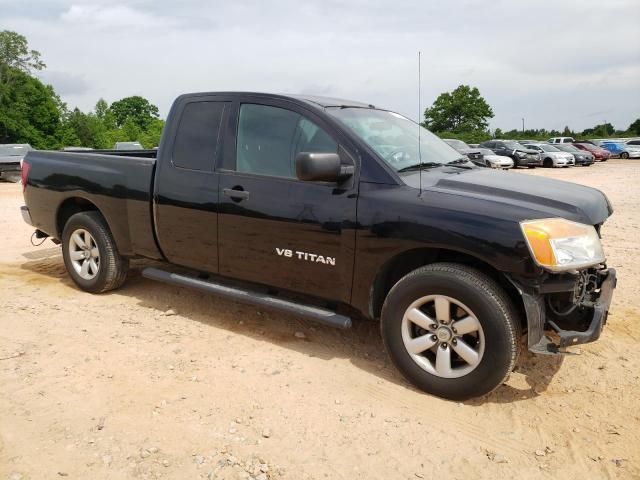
[[445, 158, 473, 169], [397, 162, 442, 172]]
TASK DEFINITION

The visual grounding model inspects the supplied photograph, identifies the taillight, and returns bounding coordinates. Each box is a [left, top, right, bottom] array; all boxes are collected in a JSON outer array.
[[21, 160, 30, 192]]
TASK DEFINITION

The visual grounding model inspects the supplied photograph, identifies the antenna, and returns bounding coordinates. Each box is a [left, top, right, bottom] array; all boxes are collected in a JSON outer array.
[[418, 51, 423, 196]]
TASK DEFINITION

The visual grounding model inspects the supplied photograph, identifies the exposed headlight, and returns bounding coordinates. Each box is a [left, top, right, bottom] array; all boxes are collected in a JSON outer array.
[[520, 218, 605, 272]]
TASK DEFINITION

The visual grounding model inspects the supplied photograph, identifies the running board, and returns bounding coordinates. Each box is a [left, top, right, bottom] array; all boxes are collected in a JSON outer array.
[[141, 267, 352, 329]]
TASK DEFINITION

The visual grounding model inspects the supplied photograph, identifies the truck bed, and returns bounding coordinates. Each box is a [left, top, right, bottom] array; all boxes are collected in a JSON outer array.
[[23, 150, 162, 259]]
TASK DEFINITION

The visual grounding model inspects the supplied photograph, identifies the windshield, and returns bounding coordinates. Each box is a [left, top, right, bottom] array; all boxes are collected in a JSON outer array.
[[538, 144, 560, 152], [504, 141, 525, 150], [555, 144, 580, 152], [444, 139, 470, 150], [0, 145, 29, 156], [327, 108, 462, 171]]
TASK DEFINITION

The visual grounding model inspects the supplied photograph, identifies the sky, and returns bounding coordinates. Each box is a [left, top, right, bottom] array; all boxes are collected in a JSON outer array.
[[2, 0, 639, 132]]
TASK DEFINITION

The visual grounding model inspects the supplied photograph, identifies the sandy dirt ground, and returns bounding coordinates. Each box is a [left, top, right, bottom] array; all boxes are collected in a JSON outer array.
[[1, 160, 639, 480]]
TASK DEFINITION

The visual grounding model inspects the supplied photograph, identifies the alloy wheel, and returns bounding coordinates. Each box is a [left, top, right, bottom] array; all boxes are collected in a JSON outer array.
[[401, 295, 485, 378]]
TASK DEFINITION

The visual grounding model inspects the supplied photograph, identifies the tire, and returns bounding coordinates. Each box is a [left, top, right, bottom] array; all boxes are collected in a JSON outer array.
[[620, 152, 629, 159], [62, 211, 129, 293], [380, 263, 521, 400], [543, 158, 553, 168]]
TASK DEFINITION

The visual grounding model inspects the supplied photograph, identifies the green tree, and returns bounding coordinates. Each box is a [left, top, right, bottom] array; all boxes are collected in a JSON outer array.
[[423, 85, 493, 133], [109, 95, 159, 130], [0, 30, 45, 89], [628, 118, 640, 135], [139, 118, 165, 148], [64, 108, 112, 148], [0, 67, 62, 148], [582, 123, 614, 137]]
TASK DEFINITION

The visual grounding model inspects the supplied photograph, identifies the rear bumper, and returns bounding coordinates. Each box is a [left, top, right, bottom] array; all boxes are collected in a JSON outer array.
[[21, 206, 33, 226], [513, 268, 616, 354], [0, 162, 20, 174]]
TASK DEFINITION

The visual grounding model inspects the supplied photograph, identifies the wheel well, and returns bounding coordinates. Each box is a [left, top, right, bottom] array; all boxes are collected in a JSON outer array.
[[370, 248, 526, 327], [56, 197, 100, 238]]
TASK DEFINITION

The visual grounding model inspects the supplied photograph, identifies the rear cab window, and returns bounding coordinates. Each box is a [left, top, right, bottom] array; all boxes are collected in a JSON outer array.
[[172, 101, 227, 171]]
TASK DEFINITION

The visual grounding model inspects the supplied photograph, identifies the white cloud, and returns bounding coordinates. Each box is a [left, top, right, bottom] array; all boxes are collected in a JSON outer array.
[[60, 4, 176, 29], [1, 0, 639, 131]]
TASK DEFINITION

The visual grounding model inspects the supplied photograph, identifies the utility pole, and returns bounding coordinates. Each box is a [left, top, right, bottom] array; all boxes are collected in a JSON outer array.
[[522, 118, 525, 133]]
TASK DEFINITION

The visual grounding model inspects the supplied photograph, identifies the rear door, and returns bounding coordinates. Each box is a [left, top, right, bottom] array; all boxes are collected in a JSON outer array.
[[216, 97, 358, 303], [154, 95, 232, 273]]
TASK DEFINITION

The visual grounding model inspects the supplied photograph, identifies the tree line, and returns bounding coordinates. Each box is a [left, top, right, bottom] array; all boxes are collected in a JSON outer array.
[[0, 31, 164, 150], [422, 84, 640, 144], [1, 30, 638, 150]]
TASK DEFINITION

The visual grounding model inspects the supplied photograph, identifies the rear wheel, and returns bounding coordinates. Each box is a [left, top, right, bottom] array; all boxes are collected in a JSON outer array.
[[62, 212, 129, 293], [381, 263, 521, 400], [620, 152, 629, 159]]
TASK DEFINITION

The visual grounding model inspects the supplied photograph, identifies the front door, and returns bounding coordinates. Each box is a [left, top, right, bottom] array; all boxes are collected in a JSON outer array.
[[217, 99, 357, 303]]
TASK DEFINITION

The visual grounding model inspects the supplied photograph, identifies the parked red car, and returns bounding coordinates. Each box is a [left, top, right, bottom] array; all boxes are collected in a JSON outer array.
[[574, 143, 610, 161]]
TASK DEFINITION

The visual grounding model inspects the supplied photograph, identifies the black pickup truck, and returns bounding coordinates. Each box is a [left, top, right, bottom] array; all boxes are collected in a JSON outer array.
[[21, 92, 616, 400]]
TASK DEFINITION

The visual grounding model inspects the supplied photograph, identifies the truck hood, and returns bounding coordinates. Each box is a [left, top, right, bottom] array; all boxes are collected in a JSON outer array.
[[402, 168, 612, 225]]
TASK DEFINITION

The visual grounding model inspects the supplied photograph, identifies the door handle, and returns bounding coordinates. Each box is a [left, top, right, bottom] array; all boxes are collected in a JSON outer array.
[[223, 188, 250, 201]]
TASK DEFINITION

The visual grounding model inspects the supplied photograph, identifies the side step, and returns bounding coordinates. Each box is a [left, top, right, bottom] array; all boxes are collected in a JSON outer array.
[[142, 267, 352, 329]]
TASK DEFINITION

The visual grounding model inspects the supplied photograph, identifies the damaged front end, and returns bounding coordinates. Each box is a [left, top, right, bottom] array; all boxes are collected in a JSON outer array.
[[512, 267, 617, 354]]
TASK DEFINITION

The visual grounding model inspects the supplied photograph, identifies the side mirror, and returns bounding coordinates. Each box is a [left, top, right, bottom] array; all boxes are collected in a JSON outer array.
[[295, 152, 352, 182]]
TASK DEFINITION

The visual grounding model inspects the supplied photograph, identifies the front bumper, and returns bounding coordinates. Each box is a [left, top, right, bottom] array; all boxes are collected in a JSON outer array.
[[547, 268, 616, 348], [575, 158, 593, 166], [514, 268, 616, 354]]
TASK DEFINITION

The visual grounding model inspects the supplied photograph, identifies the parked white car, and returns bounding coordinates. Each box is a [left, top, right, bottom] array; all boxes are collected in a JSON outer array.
[[621, 140, 640, 159], [548, 137, 575, 144], [443, 139, 513, 169], [477, 148, 514, 169], [524, 143, 575, 167]]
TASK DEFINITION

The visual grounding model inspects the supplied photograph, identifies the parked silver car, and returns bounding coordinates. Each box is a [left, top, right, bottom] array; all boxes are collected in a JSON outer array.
[[524, 143, 574, 168], [114, 141, 143, 150], [0, 144, 32, 181], [621, 140, 640, 159]]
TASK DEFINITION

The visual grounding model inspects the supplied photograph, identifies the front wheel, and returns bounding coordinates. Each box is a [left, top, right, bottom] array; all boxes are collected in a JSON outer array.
[[381, 263, 521, 400], [62, 211, 129, 293], [620, 152, 629, 159]]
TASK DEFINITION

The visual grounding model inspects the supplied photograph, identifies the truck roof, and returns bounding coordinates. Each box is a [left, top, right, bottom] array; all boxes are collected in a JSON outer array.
[[289, 95, 375, 109], [179, 92, 375, 109]]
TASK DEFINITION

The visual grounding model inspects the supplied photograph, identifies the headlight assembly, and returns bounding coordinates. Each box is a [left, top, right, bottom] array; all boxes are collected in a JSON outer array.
[[520, 218, 605, 272]]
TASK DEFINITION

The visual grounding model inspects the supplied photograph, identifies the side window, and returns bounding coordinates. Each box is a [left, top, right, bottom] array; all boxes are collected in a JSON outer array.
[[172, 101, 226, 171], [236, 104, 337, 178]]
